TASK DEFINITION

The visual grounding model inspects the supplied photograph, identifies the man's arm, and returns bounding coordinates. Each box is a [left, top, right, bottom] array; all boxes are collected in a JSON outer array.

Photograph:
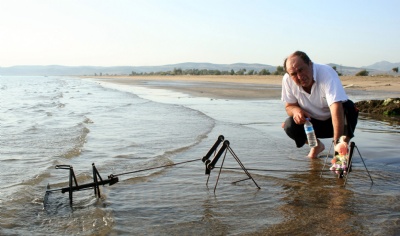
[[329, 102, 345, 143], [285, 102, 310, 124]]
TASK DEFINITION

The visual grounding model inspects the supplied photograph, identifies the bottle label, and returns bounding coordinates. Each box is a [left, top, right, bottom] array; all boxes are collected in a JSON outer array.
[[305, 126, 313, 132]]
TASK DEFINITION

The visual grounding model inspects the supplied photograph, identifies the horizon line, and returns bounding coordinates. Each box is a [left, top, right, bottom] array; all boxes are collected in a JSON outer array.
[[1, 60, 398, 69]]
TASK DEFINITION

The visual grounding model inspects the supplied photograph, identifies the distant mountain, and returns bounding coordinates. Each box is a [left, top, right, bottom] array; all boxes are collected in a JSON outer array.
[[363, 61, 400, 71], [327, 63, 366, 76], [0, 63, 276, 76], [329, 61, 400, 75], [0, 61, 399, 76], [0, 65, 137, 76]]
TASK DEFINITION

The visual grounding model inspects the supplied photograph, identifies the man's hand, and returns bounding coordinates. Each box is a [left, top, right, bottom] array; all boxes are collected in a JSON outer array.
[[285, 102, 310, 124]]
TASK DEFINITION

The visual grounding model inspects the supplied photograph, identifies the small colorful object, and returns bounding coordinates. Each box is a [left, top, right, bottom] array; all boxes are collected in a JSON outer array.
[[330, 140, 349, 176]]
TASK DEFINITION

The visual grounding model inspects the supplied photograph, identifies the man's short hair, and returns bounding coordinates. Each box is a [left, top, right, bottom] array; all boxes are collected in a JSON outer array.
[[283, 51, 311, 72]]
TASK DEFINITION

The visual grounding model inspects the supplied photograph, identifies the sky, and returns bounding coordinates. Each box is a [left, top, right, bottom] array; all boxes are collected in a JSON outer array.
[[1, 0, 399, 67]]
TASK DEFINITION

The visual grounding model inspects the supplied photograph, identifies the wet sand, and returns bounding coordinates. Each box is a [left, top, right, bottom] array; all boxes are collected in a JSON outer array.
[[85, 75, 400, 99]]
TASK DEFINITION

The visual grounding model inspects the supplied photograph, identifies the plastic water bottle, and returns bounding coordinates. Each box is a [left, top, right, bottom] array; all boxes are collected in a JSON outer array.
[[304, 118, 318, 148]]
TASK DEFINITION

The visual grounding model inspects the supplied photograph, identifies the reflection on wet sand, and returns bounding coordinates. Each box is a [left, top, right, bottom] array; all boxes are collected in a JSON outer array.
[[259, 160, 361, 235]]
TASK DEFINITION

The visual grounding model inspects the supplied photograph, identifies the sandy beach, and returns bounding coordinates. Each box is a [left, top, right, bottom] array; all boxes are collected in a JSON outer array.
[[87, 75, 400, 99]]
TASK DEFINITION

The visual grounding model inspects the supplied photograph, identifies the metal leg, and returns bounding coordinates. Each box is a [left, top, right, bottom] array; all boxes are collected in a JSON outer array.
[[228, 147, 260, 189], [214, 149, 228, 193], [321, 140, 335, 178], [343, 142, 373, 187]]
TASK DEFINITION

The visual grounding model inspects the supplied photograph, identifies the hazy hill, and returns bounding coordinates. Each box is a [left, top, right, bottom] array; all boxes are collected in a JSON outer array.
[[0, 65, 135, 76], [0, 63, 276, 76], [327, 63, 366, 75], [363, 61, 400, 71], [0, 61, 398, 76]]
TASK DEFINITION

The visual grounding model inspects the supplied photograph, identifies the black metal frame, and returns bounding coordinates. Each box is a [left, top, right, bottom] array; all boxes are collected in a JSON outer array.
[[45, 163, 119, 206], [202, 136, 260, 193]]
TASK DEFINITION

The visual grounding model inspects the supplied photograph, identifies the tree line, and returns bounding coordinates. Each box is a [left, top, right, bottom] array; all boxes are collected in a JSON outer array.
[[94, 66, 399, 77], [355, 67, 398, 76], [128, 66, 286, 76]]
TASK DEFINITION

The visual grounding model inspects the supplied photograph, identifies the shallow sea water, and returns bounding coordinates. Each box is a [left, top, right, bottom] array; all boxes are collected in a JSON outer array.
[[0, 76, 399, 235]]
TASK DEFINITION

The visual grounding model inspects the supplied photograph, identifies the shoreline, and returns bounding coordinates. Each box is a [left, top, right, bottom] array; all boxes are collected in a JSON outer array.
[[82, 75, 400, 100]]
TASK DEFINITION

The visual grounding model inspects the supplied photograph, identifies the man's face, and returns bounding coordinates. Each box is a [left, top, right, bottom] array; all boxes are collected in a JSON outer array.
[[286, 56, 313, 88]]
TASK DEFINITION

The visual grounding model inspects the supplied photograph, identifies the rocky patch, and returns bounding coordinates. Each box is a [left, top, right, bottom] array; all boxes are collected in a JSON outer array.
[[355, 98, 400, 116]]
